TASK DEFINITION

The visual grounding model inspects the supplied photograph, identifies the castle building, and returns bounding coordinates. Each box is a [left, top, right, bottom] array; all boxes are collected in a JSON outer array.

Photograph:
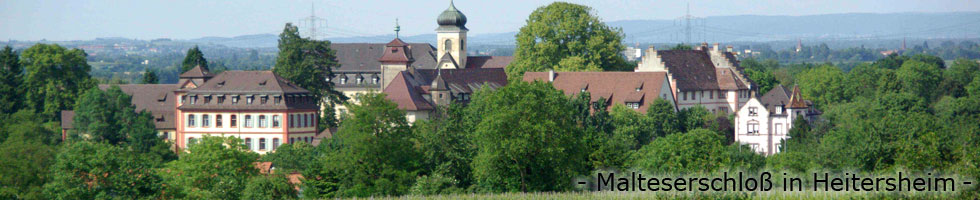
[[734, 85, 821, 155], [61, 66, 319, 154], [173, 66, 320, 153], [635, 43, 753, 114], [327, 1, 512, 122]]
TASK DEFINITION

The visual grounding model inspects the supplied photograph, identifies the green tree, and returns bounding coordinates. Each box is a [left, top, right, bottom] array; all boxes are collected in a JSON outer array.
[[20, 43, 94, 120], [506, 2, 627, 79], [141, 69, 159, 84], [303, 93, 419, 198], [678, 105, 711, 132], [243, 174, 298, 200], [670, 44, 693, 50], [161, 136, 259, 199], [631, 128, 761, 173], [0, 110, 57, 199], [412, 103, 474, 188], [466, 81, 588, 192], [180, 45, 208, 73], [43, 142, 163, 199], [273, 23, 347, 128], [967, 74, 980, 97], [261, 141, 317, 173], [896, 60, 943, 100], [942, 58, 979, 97], [0, 46, 22, 115], [795, 65, 848, 108], [70, 86, 174, 160], [744, 68, 779, 95], [646, 98, 680, 139]]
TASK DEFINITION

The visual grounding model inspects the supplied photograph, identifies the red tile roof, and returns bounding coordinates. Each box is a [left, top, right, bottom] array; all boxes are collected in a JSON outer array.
[[465, 56, 512, 69], [523, 71, 672, 113], [383, 71, 434, 111]]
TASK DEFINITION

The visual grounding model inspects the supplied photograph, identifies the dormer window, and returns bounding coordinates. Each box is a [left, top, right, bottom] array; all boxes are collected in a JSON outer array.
[[217, 95, 225, 104], [356, 77, 364, 84], [775, 106, 783, 114], [261, 96, 268, 104], [189, 96, 197, 104], [340, 77, 348, 84], [232, 96, 239, 104], [626, 102, 641, 109], [372, 77, 380, 84], [247, 96, 254, 104], [204, 96, 212, 104], [274, 96, 282, 104]]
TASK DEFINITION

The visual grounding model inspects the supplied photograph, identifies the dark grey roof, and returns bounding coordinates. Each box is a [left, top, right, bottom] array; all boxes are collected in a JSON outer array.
[[330, 43, 437, 73], [658, 50, 749, 91], [759, 85, 792, 113], [414, 68, 507, 94], [179, 71, 318, 111]]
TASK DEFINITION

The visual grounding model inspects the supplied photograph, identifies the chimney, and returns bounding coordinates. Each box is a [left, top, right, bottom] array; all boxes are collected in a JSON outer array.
[[712, 43, 720, 52], [548, 70, 556, 82], [726, 45, 733, 52]]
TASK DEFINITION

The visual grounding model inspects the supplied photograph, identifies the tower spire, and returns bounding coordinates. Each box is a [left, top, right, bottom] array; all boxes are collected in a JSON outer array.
[[395, 18, 401, 38]]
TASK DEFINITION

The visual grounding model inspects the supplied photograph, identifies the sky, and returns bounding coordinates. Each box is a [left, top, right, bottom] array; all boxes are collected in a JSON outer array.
[[2, 0, 978, 41]]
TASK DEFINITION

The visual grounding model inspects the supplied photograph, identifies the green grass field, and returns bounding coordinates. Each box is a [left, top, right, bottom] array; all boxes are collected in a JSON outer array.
[[344, 191, 973, 200]]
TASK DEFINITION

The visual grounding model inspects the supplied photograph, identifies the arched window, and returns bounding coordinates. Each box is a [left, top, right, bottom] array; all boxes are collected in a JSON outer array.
[[245, 115, 252, 128], [245, 138, 252, 150], [258, 115, 267, 128], [202, 114, 211, 127], [273, 138, 280, 150], [259, 138, 266, 150], [188, 114, 196, 127], [272, 115, 281, 128], [444, 39, 452, 52]]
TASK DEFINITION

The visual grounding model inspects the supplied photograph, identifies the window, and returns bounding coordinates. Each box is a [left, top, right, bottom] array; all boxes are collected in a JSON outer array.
[[749, 143, 760, 152], [232, 96, 239, 104], [181, 95, 186, 103], [747, 121, 759, 134], [775, 123, 784, 135], [748, 107, 758, 116], [356, 77, 363, 84], [625, 102, 640, 109], [245, 138, 252, 150], [189, 96, 197, 104], [340, 77, 348, 84], [259, 138, 266, 150], [372, 77, 380, 84], [460, 39, 465, 50], [188, 114, 196, 127], [289, 114, 294, 128], [216, 115, 223, 127], [261, 96, 268, 104], [245, 115, 253, 128], [247, 96, 253, 104], [273, 138, 280, 150], [710, 91, 714, 99], [272, 115, 281, 128], [683, 92, 687, 101], [231, 115, 238, 128], [274, 96, 281, 104], [218, 96, 225, 104], [444, 39, 452, 52], [692, 91, 697, 100], [774, 143, 782, 153], [258, 115, 267, 128], [202, 114, 211, 127], [290, 138, 295, 144], [204, 96, 211, 104], [162, 132, 169, 139], [719, 91, 726, 98], [188, 137, 197, 145]]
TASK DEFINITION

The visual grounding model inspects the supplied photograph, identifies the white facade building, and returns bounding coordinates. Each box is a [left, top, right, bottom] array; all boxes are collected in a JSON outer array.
[[636, 43, 753, 114], [735, 85, 821, 155]]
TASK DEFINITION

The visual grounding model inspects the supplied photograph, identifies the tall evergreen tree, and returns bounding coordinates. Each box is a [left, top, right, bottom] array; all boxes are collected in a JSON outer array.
[[273, 23, 347, 128], [20, 44, 94, 120], [181, 46, 208, 73], [0, 46, 22, 115], [141, 69, 159, 84]]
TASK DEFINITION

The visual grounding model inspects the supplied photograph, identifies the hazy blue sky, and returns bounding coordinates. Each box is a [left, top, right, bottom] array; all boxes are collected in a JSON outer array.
[[2, 0, 978, 41]]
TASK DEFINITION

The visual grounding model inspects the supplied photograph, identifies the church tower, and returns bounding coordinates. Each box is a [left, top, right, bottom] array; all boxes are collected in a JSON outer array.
[[436, 0, 468, 69], [379, 21, 414, 89]]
